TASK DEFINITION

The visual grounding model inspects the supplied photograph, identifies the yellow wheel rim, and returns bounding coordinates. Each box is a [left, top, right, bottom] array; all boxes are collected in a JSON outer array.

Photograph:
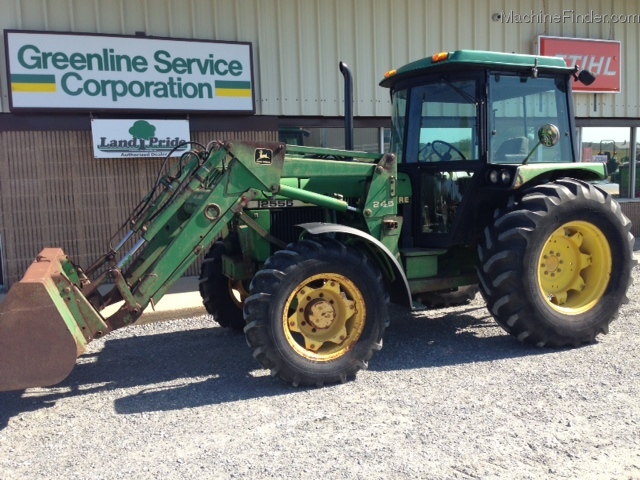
[[228, 279, 249, 309], [282, 273, 366, 362], [538, 221, 612, 315]]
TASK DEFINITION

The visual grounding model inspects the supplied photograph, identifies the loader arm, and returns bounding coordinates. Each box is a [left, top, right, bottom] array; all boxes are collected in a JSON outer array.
[[104, 143, 285, 329]]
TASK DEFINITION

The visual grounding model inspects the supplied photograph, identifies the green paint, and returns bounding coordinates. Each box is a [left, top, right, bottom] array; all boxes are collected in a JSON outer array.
[[11, 73, 55, 83], [215, 80, 251, 89], [129, 120, 156, 140]]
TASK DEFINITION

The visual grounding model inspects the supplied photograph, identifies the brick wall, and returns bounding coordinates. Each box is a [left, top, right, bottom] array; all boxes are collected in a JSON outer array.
[[619, 200, 640, 238]]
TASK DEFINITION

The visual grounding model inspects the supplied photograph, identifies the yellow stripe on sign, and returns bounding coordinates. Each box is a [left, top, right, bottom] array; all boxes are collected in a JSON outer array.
[[215, 89, 252, 97], [12, 83, 57, 93]]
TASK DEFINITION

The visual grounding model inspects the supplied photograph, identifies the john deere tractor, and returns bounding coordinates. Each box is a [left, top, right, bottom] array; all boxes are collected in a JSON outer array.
[[0, 50, 634, 390]]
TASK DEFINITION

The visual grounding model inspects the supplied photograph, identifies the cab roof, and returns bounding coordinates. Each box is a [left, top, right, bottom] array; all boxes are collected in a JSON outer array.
[[380, 50, 573, 88]]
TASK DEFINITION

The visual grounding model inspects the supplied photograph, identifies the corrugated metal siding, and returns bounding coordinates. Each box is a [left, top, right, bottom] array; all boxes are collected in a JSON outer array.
[[1, 0, 639, 118]]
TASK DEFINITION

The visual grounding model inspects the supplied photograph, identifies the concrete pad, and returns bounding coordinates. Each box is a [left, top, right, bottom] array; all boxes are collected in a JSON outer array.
[[100, 276, 206, 324]]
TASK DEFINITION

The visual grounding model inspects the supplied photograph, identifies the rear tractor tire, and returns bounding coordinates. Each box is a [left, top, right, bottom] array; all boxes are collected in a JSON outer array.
[[199, 241, 248, 332], [478, 178, 634, 347], [244, 238, 389, 387]]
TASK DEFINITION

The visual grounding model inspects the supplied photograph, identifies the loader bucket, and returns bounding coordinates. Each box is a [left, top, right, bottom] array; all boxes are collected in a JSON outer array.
[[0, 248, 90, 391]]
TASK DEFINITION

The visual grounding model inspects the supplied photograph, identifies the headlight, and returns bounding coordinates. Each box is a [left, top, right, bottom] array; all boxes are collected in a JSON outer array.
[[487, 169, 512, 186]]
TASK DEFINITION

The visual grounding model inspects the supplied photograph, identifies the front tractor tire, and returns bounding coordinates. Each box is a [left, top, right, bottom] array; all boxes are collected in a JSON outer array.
[[199, 241, 248, 332], [478, 178, 634, 347], [244, 238, 389, 387]]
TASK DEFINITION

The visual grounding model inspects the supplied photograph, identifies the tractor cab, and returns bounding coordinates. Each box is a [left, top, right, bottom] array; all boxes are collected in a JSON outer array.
[[381, 50, 596, 249]]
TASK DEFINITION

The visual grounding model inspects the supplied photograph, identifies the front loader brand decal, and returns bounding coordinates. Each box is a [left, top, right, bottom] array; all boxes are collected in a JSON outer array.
[[5, 30, 255, 112], [255, 148, 273, 164], [91, 119, 190, 158]]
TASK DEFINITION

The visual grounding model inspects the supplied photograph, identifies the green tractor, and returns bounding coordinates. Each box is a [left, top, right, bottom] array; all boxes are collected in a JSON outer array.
[[0, 50, 634, 391]]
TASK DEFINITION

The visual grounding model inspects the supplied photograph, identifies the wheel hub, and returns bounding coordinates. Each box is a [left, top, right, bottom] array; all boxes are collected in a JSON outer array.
[[283, 273, 366, 360], [305, 299, 336, 329], [538, 221, 611, 314], [542, 254, 560, 273]]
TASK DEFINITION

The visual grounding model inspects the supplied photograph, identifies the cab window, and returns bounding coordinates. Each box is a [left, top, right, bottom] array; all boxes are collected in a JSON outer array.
[[414, 78, 479, 163], [489, 74, 573, 163]]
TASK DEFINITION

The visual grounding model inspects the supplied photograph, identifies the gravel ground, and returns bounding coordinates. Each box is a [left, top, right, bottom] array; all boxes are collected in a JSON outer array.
[[1, 267, 639, 480]]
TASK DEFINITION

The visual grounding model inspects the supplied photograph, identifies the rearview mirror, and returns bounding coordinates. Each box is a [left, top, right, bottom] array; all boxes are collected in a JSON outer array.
[[578, 70, 597, 86], [538, 124, 560, 148]]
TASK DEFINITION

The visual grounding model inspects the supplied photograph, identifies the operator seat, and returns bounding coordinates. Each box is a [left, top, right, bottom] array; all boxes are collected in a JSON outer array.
[[494, 136, 529, 163]]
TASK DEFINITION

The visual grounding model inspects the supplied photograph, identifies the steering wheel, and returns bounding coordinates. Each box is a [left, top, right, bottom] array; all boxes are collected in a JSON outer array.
[[419, 140, 467, 161]]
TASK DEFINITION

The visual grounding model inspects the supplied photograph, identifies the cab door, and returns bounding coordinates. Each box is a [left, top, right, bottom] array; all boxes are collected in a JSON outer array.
[[398, 73, 486, 249]]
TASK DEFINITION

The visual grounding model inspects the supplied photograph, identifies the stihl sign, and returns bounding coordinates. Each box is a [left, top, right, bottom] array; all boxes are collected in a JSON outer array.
[[538, 36, 621, 93]]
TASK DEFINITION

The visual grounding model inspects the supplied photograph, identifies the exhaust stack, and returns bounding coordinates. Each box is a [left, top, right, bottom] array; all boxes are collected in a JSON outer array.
[[339, 61, 354, 150]]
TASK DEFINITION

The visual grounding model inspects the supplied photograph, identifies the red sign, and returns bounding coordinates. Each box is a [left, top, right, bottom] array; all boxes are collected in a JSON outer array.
[[538, 36, 621, 93]]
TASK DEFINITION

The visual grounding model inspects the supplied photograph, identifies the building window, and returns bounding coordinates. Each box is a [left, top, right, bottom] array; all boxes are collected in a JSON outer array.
[[580, 126, 637, 198]]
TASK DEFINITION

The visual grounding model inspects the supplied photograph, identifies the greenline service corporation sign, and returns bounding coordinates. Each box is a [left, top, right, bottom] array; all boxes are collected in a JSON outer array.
[[4, 30, 255, 112]]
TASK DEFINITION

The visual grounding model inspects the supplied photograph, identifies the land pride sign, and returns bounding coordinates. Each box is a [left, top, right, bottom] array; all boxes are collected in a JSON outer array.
[[4, 30, 255, 112], [91, 119, 190, 158]]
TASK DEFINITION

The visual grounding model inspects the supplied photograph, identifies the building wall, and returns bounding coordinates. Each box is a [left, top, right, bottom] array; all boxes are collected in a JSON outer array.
[[1, 0, 639, 118]]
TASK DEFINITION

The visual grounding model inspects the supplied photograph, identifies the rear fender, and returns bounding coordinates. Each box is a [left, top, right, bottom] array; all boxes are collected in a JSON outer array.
[[297, 222, 412, 308], [514, 163, 606, 188]]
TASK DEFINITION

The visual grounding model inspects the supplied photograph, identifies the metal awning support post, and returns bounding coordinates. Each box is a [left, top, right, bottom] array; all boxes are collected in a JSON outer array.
[[630, 127, 637, 198]]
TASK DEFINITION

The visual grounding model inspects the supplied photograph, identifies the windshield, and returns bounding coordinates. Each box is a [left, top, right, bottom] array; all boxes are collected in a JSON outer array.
[[489, 74, 573, 163]]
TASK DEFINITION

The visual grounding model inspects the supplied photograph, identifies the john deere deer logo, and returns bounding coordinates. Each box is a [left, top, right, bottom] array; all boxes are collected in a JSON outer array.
[[255, 148, 273, 164]]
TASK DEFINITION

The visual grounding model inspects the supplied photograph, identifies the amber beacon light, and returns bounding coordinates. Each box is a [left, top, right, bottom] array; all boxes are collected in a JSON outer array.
[[431, 51, 450, 62]]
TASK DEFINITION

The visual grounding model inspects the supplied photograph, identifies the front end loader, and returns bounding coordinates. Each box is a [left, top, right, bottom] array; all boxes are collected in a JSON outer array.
[[0, 140, 296, 389], [0, 138, 403, 390], [0, 50, 635, 390]]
